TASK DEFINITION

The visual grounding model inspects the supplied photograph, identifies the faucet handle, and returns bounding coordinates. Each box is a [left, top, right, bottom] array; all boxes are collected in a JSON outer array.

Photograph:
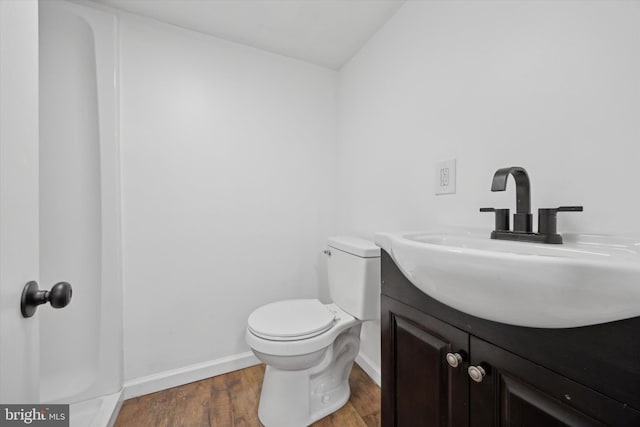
[[539, 206, 583, 216], [557, 206, 584, 212], [538, 206, 583, 239], [480, 208, 510, 232]]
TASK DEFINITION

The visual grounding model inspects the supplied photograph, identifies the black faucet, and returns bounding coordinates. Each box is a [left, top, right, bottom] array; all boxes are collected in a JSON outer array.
[[490, 166, 532, 233], [481, 166, 582, 244]]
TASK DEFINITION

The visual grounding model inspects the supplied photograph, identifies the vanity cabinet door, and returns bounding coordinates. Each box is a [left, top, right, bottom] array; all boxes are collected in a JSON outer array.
[[382, 296, 469, 427], [469, 336, 640, 427]]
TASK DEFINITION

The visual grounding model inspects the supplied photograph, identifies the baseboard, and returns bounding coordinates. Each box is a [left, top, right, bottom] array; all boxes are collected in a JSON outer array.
[[123, 350, 377, 401], [122, 351, 260, 400], [355, 352, 381, 387], [105, 390, 123, 427]]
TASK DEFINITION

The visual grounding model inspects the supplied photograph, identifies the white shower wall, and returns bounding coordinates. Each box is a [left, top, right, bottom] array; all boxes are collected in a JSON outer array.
[[39, 0, 122, 410], [118, 13, 338, 386]]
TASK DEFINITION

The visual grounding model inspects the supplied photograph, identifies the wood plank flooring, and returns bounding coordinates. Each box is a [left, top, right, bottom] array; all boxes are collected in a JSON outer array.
[[114, 363, 381, 427]]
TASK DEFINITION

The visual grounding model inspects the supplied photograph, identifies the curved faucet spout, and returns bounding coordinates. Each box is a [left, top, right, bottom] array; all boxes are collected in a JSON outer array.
[[491, 166, 531, 214]]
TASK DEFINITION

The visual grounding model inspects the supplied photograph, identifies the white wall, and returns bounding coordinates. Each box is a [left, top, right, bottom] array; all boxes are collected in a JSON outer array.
[[120, 14, 337, 382], [338, 0, 640, 377]]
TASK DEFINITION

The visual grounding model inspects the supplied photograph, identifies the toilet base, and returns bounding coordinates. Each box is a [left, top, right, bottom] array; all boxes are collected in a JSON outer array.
[[256, 324, 362, 427]]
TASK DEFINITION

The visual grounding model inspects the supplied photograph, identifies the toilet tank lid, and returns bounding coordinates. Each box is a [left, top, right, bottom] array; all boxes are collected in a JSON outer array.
[[327, 236, 380, 258]]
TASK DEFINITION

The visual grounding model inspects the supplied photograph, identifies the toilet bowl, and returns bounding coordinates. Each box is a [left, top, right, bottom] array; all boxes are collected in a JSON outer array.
[[246, 300, 362, 426], [245, 236, 381, 427]]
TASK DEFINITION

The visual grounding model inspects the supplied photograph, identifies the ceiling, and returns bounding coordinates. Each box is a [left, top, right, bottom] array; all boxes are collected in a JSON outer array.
[[91, 0, 405, 69]]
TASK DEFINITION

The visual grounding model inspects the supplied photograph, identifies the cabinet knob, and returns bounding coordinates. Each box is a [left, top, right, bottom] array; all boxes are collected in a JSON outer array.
[[445, 352, 463, 368], [468, 365, 486, 383]]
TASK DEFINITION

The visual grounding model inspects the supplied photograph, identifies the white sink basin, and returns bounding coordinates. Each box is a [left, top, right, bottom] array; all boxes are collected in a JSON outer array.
[[375, 229, 640, 328]]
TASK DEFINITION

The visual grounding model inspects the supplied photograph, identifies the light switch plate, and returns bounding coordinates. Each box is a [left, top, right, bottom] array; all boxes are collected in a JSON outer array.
[[435, 159, 456, 195]]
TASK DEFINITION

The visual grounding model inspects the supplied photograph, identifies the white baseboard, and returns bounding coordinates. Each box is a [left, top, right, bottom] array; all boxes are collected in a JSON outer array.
[[122, 351, 260, 400], [122, 350, 377, 401], [355, 352, 381, 387], [105, 390, 123, 427]]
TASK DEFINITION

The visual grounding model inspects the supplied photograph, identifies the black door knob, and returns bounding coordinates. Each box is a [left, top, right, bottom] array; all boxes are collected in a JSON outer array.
[[48, 282, 72, 308], [21, 281, 73, 318]]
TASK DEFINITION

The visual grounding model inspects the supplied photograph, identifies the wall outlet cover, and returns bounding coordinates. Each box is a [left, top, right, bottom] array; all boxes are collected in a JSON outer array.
[[435, 159, 456, 195]]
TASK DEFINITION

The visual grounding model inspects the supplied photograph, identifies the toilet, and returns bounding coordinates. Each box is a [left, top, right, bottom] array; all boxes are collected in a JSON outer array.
[[245, 236, 380, 427]]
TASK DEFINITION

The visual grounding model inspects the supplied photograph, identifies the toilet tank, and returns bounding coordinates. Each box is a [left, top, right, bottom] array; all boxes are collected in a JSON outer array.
[[327, 236, 381, 321]]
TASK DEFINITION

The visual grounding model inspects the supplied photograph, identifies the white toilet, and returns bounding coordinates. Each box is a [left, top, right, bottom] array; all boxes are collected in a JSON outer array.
[[245, 236, 380, 427]]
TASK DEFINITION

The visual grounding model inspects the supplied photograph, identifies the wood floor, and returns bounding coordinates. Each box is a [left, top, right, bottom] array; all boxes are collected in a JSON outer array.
[[114, 363, 381, 427]]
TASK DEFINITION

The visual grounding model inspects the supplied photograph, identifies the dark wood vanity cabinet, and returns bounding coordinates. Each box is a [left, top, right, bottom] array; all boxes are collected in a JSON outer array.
[[387, 303, 469, 427], [381, 251, 640, 427], [468, 336, 626, 427]]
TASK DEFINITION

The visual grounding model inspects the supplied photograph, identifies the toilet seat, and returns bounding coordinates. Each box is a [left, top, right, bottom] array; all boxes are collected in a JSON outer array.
[[248, 299, 336, 341]]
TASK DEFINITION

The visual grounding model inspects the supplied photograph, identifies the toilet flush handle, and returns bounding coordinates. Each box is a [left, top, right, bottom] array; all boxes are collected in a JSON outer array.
[[323, 249, 331, 256]]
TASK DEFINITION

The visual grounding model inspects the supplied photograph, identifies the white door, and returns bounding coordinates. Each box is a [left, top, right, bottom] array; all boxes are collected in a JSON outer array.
[[0, 0, 40, 403]]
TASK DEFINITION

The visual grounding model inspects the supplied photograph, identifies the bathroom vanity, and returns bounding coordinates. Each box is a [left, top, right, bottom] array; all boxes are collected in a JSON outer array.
[[380, 250, 640, 426]]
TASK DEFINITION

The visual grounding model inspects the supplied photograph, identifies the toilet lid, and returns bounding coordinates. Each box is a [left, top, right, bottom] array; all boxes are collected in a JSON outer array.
[[248, 299, 336, 341]]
